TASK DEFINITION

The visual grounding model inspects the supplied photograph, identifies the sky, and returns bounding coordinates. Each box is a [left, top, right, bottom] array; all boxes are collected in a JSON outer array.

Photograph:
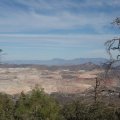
[[0, 0, 120, 60]]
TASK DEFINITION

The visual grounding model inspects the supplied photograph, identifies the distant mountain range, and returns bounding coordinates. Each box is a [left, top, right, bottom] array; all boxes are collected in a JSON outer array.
[[4, 58, 108, 66]]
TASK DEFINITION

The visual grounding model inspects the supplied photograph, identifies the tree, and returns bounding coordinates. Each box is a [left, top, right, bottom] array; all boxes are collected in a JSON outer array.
[[91, 18, 120, 103], [0, 93, 14, 120], [105, 17, 120, 66], [14, 88, 61, 120], [62, 101, 118, 120], [104, 17, 120, 97], [0, 49, 3, 64], [0, 49, 6, 64]]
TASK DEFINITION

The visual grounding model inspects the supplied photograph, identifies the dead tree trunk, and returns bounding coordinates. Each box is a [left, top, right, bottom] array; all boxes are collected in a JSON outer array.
[[94, 77, 100, 103]]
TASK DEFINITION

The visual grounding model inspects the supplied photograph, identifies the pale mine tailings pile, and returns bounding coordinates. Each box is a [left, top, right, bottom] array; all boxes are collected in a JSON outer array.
[[0, 68, 100, 95]]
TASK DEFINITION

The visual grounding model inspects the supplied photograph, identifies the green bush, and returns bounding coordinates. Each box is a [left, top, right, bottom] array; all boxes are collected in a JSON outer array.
[[0, 90, 120, 120], [14, 88, 61, 120], [62, 101, 120, 120], [62, 101, 88, 120], [87, 102, 115, 120], [0, 93, 14, 120]]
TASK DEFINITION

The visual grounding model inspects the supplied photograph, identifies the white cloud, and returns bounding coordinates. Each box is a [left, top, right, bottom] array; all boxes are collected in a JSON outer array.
[[0, 34, 118, 60], [0, 10, 116, 33], [0, 0, 119, 33], [0, 34, 118, 46]]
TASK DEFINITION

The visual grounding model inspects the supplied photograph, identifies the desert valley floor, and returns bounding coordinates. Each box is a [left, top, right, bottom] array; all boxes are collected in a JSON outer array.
[[0, 66, 117, 95]]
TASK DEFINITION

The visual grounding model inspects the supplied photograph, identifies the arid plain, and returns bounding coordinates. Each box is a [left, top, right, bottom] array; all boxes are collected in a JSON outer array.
[[0, 66, 106, 95]]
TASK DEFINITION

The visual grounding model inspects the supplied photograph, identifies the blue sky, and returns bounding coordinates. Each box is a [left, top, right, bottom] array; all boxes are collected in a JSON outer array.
[[0, 0, 120, 60]]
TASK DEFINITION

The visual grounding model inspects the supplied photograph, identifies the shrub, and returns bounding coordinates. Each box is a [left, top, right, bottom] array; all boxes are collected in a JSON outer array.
[[62, 101, 120, 120], [0, 93, 14, 120], [14, 88, 61, 120]]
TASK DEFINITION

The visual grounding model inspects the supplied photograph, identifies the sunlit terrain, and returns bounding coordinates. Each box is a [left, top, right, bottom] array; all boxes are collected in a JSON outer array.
[[0, 66, 115, 95]]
